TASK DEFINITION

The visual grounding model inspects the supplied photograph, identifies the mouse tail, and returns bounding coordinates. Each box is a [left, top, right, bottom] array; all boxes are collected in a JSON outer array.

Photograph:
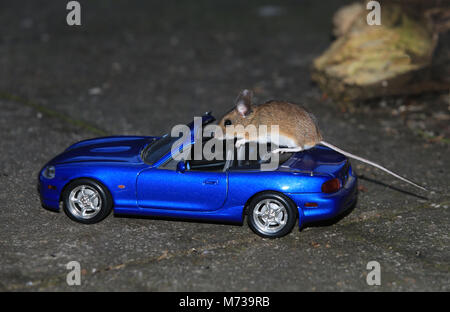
[[319, 141, 427, 191]]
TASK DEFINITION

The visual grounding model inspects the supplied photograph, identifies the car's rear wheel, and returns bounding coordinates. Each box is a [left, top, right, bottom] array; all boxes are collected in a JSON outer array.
[[62, 179, 112, 224], [247, 193, 297, 238]]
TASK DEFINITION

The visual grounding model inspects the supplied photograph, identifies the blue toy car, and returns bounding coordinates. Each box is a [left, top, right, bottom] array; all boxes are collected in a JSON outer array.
[[38, 113, 357, 238]]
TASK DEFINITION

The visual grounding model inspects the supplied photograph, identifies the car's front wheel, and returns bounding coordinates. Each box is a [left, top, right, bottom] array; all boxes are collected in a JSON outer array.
[[247, 193, 297, 238], [62, 179, 112, 224]]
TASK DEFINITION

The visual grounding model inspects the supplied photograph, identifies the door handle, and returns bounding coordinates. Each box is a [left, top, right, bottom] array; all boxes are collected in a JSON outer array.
[[203, 179, 219, 185]]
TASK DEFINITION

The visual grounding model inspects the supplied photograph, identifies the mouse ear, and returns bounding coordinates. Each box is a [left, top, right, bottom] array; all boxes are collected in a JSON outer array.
[[235, 89, 253, 117]]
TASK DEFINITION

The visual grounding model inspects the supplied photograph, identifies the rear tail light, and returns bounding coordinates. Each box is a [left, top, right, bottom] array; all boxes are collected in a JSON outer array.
[[321, 178, 341, 193]]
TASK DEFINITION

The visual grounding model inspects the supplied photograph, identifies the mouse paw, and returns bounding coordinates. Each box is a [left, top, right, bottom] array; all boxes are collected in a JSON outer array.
[[235, 139, 246, 148], [271, 148, 282, 154], [272, 147, 302, 154]]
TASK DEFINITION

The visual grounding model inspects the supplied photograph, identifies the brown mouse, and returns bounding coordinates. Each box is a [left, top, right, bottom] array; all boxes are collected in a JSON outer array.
[[216, 89, 427, 191]]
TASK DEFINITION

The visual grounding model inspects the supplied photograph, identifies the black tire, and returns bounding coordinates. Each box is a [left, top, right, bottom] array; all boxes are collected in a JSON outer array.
[[62, 179, 112, 224], [247, 192, 297, 238]]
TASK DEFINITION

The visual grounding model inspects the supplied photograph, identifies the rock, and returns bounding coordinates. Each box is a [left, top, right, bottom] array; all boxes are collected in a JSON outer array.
[[311, 2, 450, 103], [332, 2, 364, 37]]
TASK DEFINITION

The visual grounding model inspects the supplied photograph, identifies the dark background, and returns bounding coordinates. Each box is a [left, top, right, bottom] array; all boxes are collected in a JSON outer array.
[[0, 0, 448, 291]]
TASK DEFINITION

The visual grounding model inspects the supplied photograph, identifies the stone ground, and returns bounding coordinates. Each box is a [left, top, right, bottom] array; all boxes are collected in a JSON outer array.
[[0, 0, 448, 291]]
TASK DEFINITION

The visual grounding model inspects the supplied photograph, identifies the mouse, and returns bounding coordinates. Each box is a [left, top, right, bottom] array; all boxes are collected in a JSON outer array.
[[215, 89, 427, 191]]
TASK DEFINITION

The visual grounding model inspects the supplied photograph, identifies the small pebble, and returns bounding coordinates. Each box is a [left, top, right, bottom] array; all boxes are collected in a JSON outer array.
[[88, 87, 102, 95]]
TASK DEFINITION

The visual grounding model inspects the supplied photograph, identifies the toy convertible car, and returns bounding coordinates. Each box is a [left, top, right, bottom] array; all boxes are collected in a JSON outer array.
[[38, 113, 357, 238]]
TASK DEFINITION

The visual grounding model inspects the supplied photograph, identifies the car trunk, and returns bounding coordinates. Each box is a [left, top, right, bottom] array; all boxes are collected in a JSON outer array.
[[281, 145, 350, 184]]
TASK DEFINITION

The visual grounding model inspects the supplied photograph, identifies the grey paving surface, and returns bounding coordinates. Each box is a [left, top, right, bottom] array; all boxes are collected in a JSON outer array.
[[0, 0, 449, 291]]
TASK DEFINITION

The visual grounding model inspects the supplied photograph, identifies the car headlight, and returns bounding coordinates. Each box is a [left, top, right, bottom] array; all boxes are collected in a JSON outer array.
[[43, 166, 56, 179]]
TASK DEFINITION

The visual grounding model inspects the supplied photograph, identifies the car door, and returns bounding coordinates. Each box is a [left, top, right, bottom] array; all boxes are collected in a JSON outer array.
[[136, 146, 228, 212]]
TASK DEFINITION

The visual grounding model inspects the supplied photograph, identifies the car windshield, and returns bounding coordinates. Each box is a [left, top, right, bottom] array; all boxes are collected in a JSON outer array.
[[143, 115, 216, 165], [143, 134, 184, 165]]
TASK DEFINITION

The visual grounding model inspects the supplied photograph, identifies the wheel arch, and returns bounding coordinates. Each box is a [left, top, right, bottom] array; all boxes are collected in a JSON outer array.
[[59, 177, 113, 204], [242, 190, 299, 219]]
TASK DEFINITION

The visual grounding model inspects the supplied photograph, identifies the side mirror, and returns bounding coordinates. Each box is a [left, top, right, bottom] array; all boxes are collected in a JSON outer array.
[[176, 160, 186, 173]]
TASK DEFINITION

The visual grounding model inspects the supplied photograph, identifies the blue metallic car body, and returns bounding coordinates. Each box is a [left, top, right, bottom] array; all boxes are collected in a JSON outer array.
[[38, 115, 357, 228]]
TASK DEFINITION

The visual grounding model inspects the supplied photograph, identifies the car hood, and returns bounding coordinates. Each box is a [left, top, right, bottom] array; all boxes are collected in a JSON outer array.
[[51, 136, 158, 165], [281, 145, 348, 177]]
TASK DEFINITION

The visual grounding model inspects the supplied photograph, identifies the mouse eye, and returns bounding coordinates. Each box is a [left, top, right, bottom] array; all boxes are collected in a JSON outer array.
[[224, 119, 232, 126]]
